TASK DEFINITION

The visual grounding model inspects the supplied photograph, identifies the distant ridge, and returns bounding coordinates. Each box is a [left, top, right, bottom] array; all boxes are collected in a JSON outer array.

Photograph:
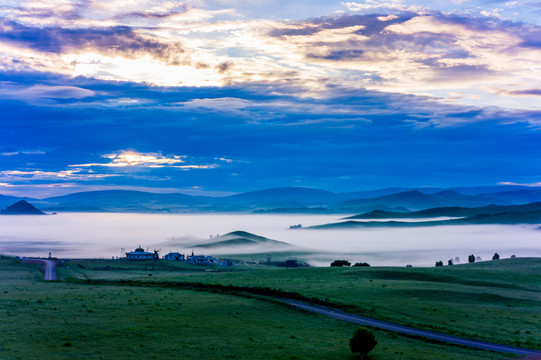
[[0, 200, 45, 215], [346, 202, 541, 219], [4, 184, 541, 213], [310, 210, 541, 229]]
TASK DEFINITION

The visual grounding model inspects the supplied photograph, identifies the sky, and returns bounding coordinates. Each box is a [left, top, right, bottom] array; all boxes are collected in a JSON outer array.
[[1, 0, 541, 198]]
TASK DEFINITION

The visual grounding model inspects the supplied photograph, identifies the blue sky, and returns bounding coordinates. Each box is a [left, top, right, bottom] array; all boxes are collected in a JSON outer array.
[[1, 0, 541, 197]]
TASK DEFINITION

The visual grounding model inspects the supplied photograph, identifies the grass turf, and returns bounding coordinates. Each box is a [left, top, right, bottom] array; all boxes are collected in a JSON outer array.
[[59, 257, 541, 350], [1, 256, 529, 359]]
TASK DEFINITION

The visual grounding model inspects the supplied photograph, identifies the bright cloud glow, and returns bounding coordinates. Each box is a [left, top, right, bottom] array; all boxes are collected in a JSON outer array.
[[1, 1, 541, 197], [1, 1, 540, 108], [70, 151, 219, 169], [72, 151, 187, 168]]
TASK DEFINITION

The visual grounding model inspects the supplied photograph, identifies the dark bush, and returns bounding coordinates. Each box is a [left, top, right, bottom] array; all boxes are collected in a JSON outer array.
[[331, 260, 351, 267], [349, 327, 377, 359], [492, 253, 500, 260], [468, 254, 475, 263], [435, 260, 443, 267], [448, 259, 453, 266], [353, 262, 370, 267]]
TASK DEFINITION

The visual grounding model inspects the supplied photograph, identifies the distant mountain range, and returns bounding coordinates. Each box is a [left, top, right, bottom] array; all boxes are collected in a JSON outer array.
[[3, 185, 541, 214]]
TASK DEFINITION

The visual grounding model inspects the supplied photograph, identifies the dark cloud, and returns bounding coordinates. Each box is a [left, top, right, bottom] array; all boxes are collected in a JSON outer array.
[[0, 20, 186, 65], [116, 7, 188, 20], [509, 89, 541, 96], [269, 13, 415, 38], [1, 70, 541, 194], [307, 49, 364, 60]]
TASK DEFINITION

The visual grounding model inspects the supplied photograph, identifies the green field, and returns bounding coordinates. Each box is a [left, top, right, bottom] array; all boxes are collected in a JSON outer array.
[[2, 256, 539, 359]]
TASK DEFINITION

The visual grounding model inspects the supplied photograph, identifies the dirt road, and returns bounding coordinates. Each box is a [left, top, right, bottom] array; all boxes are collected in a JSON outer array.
[[22, 259, 57, 281], [281, 299, 541, 357]]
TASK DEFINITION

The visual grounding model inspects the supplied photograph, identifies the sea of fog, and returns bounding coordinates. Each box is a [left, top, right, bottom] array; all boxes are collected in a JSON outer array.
[[0, 213, 540, 267]]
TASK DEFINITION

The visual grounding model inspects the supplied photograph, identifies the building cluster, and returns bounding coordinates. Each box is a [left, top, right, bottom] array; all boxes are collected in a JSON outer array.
[[125, 246, 233, 266]]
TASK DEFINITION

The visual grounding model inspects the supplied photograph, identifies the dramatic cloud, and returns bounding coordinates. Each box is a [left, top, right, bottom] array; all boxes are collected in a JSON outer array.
[[1, 1, 540, 107], [1, 1, 541, 197]]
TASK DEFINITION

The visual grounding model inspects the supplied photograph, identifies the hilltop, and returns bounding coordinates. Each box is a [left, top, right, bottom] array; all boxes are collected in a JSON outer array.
[[189, 231, 297, 253], [0, 200, 45, 215]]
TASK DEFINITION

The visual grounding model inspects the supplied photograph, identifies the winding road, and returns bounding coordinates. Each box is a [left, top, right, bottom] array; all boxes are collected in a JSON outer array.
[[22, 259, 57, 281], [18, 259, 541, 357], [280, 299, 541, 357]]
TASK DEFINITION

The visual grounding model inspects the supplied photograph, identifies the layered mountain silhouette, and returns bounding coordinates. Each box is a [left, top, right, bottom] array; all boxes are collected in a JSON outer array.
[[3, 185, 541, 213], [311, 206, 541, 229], [0, 200, 45, 215], [346, 202, 541, 219]]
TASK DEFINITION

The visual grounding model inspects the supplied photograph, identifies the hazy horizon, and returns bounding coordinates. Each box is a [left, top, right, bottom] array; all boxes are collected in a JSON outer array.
[[1, 213, 539, 267]]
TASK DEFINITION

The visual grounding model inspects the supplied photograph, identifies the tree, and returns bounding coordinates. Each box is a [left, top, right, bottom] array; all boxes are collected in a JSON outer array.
[[468, 254, 475, 263], [492, 253, 500, 260], [353, 262, 370, 267], [331, 260, 351, 267], [448, 259, 453, 266], [435, 260, 443, 267], [349, 327, 377, 359]]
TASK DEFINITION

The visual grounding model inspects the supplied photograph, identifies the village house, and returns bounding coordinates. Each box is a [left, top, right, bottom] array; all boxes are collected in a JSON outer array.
[[126, 246, 158, 260], [164, 252, 185, 261], [187, 251, 216, 265], [219, 259, 236, 267]]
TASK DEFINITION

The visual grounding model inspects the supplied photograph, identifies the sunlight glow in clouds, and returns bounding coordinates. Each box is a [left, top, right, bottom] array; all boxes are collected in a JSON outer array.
[[0, 0, 540, 108], [71, 151, 218, 169], [1, 1, 541, 197]]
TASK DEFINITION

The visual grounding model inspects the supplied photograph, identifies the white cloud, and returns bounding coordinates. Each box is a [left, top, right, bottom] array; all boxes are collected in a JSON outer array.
[[71, 150, 186, 168], [70, 150, 219, 170], [0, 169, 117, 180], [341, 0, 406, 11], [498, 181, 541, 187], [0, 149, 46, 156]]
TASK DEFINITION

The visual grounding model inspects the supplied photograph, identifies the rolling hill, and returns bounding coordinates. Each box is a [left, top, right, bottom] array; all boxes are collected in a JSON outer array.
[[346, 202, 541, 219], [189, 231, 296, 252], [311, 210, 541, 229]]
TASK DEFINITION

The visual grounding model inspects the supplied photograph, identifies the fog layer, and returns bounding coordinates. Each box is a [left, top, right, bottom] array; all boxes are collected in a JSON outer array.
[[0, 213, 539, 266]]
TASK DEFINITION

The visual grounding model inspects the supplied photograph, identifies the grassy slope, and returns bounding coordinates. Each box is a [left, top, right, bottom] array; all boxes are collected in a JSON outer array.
[[1, 256, 527, 360], [61, 257, 541, 351]]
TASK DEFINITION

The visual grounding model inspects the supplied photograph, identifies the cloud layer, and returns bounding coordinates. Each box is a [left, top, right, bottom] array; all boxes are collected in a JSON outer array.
[[1, 1, 541, 197]]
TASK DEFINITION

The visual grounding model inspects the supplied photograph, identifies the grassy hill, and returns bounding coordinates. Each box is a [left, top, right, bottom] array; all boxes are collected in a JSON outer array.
[[312, 209, 541, 228], [189, 231, 298, 253], [347, 202, 541, 219]]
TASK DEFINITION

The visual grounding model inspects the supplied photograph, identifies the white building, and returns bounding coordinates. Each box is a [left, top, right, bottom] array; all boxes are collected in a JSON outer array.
[[126, 246, 156, 260], [187, 251, 216, 265]]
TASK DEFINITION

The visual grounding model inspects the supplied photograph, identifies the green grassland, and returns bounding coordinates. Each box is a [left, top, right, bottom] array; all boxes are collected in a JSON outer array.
[[1, 256, 537, 360], [59, 257, 541, 351]]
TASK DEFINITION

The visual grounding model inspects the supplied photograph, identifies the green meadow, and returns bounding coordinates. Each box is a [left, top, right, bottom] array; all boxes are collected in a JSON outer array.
[[2, 256, 539, 359]]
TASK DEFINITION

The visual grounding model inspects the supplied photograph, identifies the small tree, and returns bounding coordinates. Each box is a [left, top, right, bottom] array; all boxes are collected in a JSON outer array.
[[331, 260, 351, 267], [468, 254, 475, 263], [448, 259, 453, 266], [435, 260, 443, 267], [353, 262, 370, 267], [492, 253, 500, 260], [349, 327, 377, 359]]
